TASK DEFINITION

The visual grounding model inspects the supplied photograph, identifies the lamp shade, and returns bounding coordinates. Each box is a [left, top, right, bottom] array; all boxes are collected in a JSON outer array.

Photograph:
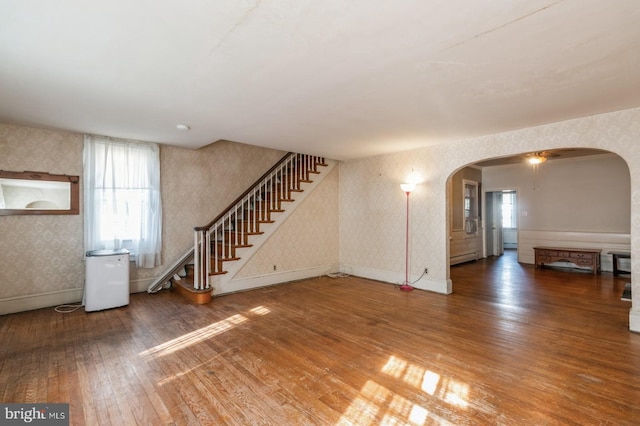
[[400, 183, 416, 193]]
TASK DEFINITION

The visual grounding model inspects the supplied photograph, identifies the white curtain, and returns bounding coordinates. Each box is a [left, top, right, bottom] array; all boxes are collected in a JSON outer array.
[[84, 135, 162, 268]]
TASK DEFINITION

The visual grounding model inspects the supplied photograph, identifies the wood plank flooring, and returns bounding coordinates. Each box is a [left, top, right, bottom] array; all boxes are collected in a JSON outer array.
[[1, 250, 640, 425]]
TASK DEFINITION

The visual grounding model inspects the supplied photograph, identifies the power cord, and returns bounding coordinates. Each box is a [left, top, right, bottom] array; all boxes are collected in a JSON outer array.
[[54, 304, 83, 313], [410, 269, 427, 284], [55, 281, 85, 313], [394, 269, 428, 290]]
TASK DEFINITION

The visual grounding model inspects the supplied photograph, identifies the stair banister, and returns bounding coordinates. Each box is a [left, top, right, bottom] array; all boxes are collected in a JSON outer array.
[[193, 152, 298, 290], [149, 153, 326, 295], [195, 152, 292, 231]]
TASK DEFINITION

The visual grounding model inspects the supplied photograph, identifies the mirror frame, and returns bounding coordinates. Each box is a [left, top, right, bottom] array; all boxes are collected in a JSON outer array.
[[0, 170, 80, 216]]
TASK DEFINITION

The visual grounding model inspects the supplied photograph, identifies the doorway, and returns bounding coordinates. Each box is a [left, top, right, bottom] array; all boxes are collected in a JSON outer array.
[[485, 190, 517, 257]]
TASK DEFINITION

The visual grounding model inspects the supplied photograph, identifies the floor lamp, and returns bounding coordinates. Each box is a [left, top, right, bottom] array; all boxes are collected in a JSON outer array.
[[400, 183, 416, 291]]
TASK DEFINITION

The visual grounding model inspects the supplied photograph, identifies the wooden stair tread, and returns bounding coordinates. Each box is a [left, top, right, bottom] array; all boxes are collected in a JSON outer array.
[[219, 256, 241, 262], [184, 154, 329, 299]]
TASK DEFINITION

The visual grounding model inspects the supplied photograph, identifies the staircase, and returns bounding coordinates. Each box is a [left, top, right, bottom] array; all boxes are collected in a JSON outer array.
[[147, 153, 331, 303]]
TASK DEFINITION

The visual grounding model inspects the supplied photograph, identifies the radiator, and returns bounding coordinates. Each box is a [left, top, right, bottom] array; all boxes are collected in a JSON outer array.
[[450, 251, 478, 266]]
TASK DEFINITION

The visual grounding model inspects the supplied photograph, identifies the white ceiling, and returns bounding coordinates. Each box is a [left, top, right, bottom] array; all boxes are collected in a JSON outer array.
[[1, 1, 639, 161]]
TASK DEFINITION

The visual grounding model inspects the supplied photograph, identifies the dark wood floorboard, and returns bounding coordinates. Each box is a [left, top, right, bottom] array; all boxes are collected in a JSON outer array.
[[1, 250, 639, 425]]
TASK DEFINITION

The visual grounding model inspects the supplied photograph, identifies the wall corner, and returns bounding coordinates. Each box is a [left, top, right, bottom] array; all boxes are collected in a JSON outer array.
[[629, 308, 640, 333]]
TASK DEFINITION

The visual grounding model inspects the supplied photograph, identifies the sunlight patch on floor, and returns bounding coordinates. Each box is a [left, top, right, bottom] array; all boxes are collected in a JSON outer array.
[[383, 354, 470, 408], [139, 313, 248, 359], [337, 381, 384, 425], [249, 305, 271, 315], [443, 380, 469, 408], [139, 305, 273, 360], [337, 380, 451, 426], [421, 370, 440, 396], [382, 355, 441, 396], [381, 355, 407, 379]]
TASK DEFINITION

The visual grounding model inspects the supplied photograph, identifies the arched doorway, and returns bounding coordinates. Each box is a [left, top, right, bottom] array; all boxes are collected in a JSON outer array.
[[447, 148, 630, 275]]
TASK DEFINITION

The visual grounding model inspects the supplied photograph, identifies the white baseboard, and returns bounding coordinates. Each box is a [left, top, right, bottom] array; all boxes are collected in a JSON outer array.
[[0, 288, 83, 315], [213, 160, 338, 291], [343, 264, 452, 294], [518, 229, 630, 270], [130, 278, 155, 294], [216, 265, 334, 295], [413, 277, 453, 294], [0, 278, 153, 315]]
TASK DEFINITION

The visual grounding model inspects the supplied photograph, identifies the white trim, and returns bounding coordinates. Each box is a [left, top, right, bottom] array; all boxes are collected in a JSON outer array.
[[0, 278, 152, 315], [630, 308, 640, 333], [518, 229, 630, 271], [211, 160, 338, 292], [130, 278, 155, 294], [343, 264, 452, 294], [0, 288, 83, 315], [215, 265, 331, 295]]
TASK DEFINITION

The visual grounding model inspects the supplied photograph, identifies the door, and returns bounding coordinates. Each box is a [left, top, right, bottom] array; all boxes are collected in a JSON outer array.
[[485, 192, 504, 257]]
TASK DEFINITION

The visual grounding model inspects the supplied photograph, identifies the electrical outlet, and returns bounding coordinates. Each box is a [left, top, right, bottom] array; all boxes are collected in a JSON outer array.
[[273, 265, 277, 271], [424, 267, 428, 275]]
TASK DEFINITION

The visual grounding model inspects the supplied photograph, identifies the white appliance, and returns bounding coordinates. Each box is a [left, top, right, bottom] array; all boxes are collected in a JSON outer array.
[[84, 249, 130, 312]]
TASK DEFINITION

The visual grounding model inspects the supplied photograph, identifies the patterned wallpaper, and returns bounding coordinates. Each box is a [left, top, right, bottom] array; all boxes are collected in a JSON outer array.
[[0, 125, 84, 298], [3, 106, 640, 327], [142, 141, 285, 282], [0, 124, 285, 304], [235, 166, 340, 278], [339, 107, 640, 306]]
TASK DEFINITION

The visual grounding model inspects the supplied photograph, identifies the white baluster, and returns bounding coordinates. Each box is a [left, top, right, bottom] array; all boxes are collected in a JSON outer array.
[[194, 230, 200, 289], [205, 229, 211, 289]]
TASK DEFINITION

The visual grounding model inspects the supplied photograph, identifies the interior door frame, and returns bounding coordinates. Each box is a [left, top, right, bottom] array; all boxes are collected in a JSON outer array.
[[482, 187, 518, 258], [484, 191, 503, 257]]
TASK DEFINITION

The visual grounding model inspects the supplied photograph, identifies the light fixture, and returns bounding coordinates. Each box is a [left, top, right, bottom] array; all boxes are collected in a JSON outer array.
[[400, 182, 416, 291], [400, 183, 416, 193], [527, 154, 547, 164]]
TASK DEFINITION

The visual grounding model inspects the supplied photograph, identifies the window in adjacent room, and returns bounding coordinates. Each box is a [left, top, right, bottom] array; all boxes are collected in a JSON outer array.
[[502, 191, 517, 228], [83, 135, 162, 268]]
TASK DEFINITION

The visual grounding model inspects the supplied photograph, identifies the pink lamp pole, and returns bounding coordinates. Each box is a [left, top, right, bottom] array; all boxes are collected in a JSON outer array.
[[400, 183, 416, 291]]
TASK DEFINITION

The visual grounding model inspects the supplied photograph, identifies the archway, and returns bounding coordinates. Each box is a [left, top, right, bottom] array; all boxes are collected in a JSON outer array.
[[446, 148, 630, 279]]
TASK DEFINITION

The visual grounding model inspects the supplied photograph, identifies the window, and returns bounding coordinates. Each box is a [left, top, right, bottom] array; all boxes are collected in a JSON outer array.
[[502, 192, 516, 228], [463, 180, 478, 235], [83, 135, 162, 268]]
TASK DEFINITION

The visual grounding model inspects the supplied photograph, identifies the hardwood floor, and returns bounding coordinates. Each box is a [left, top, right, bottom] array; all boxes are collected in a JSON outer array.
[[2, 250, 639, 425]]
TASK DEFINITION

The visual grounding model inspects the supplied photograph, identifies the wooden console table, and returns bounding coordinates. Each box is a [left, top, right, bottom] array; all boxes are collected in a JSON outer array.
[[533, 246, 601, 275], [608, 251, 631, 276]]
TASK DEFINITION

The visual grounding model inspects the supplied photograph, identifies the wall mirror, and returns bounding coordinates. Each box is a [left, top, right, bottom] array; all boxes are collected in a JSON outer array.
[[0, 170, 79, 215]]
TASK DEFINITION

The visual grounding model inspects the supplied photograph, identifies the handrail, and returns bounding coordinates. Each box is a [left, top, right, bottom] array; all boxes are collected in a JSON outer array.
[[150, 152, 326, 294], [194, 152, 293, 231], [193, 152, 325, 290]]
